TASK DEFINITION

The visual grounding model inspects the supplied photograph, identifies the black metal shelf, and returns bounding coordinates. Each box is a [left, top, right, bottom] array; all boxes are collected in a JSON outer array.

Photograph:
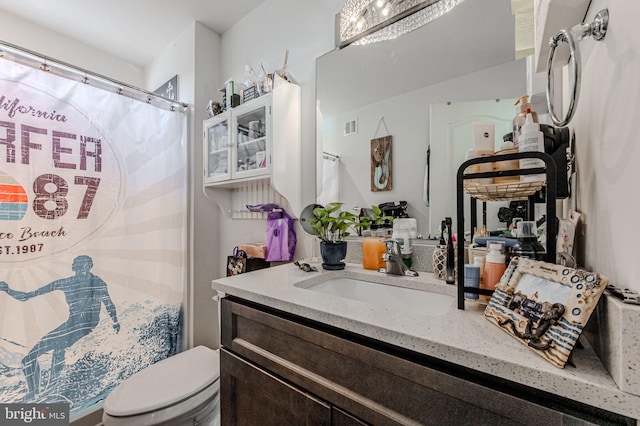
[[455, 151, 558, 310]]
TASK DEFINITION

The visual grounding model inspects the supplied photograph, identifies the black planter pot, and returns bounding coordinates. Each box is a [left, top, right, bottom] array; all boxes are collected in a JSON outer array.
[[320, 241, 347, 270]]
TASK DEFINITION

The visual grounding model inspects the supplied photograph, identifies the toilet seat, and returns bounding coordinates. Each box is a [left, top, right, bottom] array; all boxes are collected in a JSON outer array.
[[103, 346, 220, 424]]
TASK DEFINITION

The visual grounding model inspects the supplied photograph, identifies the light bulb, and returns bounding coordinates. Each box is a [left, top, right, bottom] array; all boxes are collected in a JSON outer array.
[[376, 0, 385, 7], [382, 3, 392, 16], [356, 16, 366, 30]]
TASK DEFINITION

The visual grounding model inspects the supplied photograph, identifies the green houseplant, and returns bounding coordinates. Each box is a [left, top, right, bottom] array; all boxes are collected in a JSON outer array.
[[359, 205, 394, 236], [310, 202, 363, 270]]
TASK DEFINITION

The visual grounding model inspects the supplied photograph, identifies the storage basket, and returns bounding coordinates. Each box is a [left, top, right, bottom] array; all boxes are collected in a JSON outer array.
[[463, 180, 545, 201]]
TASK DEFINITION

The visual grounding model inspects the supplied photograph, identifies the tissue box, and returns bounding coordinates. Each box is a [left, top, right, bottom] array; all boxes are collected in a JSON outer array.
[[238, 243, 267, 259]]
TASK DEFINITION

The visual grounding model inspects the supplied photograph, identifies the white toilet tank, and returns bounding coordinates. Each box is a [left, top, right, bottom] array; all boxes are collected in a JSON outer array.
[[102, 346, 220, 426]]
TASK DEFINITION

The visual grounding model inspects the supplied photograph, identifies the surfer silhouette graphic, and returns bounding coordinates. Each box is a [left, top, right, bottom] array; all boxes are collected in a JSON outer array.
[[0, 255, 119, 400]]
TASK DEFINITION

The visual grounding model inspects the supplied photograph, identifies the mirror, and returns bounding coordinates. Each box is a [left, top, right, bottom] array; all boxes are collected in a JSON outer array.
[[316, 0, 527, 238]]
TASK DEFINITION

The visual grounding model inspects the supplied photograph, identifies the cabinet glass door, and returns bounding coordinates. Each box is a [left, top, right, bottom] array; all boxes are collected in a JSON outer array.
[[233, 99, 269, 179], [205, 115, 231, 182]]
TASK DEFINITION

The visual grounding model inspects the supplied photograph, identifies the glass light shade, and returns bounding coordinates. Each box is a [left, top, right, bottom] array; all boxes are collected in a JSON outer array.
[[339, 0, 466, 48]]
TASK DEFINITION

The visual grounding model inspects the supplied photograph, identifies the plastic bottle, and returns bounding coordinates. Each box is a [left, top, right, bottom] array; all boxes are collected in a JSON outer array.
[[518, 109, 545, 182], [494, 133, 519, 183], [484, 242, 506, 294], [473, 256, 485, 289], [392, 220, 413, 265], [363, 230, 386, 270], [513, 95, 538, 142], [464, 264, 481, 300]]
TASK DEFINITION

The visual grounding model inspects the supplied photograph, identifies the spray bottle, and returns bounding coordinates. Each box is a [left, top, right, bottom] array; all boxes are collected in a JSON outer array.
[[513, 95, 538, 142]]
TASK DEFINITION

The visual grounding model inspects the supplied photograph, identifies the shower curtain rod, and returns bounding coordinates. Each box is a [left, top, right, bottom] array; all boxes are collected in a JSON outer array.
[[0, 39, 188, 111]]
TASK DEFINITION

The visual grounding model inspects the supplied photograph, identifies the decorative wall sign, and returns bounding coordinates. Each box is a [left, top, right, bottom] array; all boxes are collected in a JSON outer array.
[[371, 135, 392, 191], [154, 74, 178, 101], [484, 257, 609, 368]]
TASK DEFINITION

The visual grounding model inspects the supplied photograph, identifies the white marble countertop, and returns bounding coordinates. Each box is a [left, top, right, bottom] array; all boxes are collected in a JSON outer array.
[[212, 261, 640, 420]]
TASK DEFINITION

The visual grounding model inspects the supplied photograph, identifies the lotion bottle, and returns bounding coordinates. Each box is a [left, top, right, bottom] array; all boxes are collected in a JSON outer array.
[[484, 241, 506, 296], [518, 109, 545, 182]]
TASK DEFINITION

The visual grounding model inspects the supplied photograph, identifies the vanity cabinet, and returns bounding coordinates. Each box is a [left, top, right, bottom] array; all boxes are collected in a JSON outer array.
[[203, 82, 302, 217], [220, 296, 631, 426]]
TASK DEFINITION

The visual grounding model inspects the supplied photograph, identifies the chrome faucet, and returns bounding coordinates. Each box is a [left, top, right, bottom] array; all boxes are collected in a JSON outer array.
[[381, 240, 418, 277]]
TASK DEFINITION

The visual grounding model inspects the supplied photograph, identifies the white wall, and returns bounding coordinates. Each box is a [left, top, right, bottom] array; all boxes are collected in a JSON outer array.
[[215, 0, 343, 268], [145, 23, 223, 349], [560, 0, 640, 292], [0, 10, 144, 87]]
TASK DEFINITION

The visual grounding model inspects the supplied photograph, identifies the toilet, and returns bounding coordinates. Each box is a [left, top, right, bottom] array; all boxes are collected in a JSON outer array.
[[102, 346, 220, 426]]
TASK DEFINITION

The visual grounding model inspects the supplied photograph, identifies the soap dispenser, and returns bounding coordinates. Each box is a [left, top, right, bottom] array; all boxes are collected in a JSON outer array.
[[484, 241, 506, 295], [513, 95, 538, 142]]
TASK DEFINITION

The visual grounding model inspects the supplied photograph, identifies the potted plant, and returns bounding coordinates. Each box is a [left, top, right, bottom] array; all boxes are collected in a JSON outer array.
[[359, 205, 395, 237], [310, 202, 363, 270]]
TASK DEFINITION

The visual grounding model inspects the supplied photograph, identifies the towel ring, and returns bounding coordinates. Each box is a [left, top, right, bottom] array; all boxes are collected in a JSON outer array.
[[546, 9, 609, 127]]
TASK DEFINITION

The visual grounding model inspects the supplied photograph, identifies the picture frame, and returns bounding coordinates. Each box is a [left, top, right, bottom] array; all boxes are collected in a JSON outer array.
[[371, 135, 392, 191], [484, 257, 609, 368]]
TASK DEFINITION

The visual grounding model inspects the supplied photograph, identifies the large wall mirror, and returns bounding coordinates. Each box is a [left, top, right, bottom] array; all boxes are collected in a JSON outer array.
[[316, 0, 527, 238]]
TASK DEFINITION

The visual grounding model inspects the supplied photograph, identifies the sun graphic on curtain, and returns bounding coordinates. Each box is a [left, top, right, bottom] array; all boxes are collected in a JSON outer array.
[[0, 59, 187, 416]]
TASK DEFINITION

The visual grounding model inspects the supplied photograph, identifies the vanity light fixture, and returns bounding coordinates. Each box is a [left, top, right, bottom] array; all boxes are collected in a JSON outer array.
[[338, 0, 465, 48]]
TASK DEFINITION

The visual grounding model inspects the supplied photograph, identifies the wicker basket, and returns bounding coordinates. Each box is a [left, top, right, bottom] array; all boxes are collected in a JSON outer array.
[[463, 180, 545, 201]]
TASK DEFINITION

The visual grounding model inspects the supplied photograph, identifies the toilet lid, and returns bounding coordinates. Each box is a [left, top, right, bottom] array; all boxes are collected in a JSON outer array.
[[103, 346, 220, 417]]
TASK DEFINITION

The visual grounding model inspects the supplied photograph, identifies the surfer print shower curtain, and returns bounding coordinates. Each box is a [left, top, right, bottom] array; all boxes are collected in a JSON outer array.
[[0, 59, 187, 416]]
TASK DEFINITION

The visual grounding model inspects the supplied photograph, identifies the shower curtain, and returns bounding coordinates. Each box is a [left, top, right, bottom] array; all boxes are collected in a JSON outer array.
[[0, 59, 188, 416]]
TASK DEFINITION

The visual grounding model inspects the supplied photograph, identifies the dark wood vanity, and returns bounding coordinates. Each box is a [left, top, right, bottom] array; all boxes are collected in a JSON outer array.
[[220, 296, 634, 425]]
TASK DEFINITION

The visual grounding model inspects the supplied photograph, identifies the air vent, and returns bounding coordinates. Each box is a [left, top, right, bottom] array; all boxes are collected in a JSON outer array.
[[344, 119, 358, 136]]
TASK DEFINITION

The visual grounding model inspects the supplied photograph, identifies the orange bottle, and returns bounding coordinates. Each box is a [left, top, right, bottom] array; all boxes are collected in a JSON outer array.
[[363, 236, 386, 270], [484, 242, 506, 299]]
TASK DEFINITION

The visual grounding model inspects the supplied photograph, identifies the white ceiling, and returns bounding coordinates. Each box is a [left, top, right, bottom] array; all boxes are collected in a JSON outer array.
[[0, 0, 268, 66]]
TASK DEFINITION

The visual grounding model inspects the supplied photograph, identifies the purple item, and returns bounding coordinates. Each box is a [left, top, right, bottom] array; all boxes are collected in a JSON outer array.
[[246, 204, 297, 262]]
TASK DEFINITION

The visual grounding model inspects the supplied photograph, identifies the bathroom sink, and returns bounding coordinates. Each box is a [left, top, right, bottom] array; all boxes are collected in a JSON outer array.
[[303, 277, 453, 316]]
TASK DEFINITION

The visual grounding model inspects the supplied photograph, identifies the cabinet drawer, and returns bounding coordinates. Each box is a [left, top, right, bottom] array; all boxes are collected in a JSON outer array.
[[222, 297, 623, 425], [221, 348, 331, 426]]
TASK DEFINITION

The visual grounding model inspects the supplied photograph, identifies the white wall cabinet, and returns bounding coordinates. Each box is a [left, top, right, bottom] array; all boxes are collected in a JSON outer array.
[[204, 95, 271, 184], [203, 82, 301, 218]]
